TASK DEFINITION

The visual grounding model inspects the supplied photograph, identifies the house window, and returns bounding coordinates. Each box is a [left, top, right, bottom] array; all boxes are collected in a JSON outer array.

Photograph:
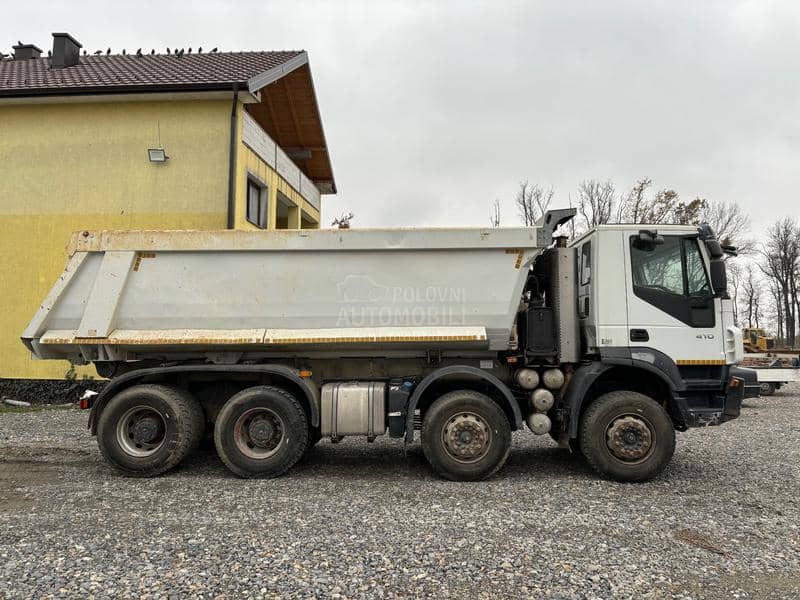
[[275, 190, 297, 230], [246, 178, 268, 229]]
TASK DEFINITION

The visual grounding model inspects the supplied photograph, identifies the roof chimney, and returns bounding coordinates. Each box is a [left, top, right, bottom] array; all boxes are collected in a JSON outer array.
[[12, 43, 42, 60], [51, 33, 82, 68]]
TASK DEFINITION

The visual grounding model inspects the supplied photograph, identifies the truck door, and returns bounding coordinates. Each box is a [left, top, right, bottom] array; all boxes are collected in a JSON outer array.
[[624, 234, 724, 364]]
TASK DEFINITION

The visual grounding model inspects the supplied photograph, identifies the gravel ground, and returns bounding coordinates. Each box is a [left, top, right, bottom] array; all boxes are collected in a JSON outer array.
[[1, 389, 799, 599]]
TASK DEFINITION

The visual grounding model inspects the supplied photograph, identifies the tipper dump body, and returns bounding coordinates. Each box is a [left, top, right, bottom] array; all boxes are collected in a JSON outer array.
[[23, 227, 549, 363], [22, 210, 755, 482]]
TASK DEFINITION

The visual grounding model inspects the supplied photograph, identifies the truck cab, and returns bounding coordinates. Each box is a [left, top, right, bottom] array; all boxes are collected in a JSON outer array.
[[550, 223, 754, 436], [575, 225, 740, 364]]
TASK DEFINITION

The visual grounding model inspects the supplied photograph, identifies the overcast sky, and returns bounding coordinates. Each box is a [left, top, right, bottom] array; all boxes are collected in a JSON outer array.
[[5, 1, 800, 233]]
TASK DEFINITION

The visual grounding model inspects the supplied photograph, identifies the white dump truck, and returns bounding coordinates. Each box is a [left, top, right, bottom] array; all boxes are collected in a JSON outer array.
[[22, 209, 757, 481]]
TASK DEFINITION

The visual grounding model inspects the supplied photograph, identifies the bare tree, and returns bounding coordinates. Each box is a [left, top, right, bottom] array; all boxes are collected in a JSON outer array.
[[516, 180, 553, 227], [618, 179, 678, 224], [767, 279, 785, 342], [567, 195, 577, 238], [332, 212, 354, 229], [672, 196, 707, 226], [741, 264, 762, 328], [727, 261, 742, 325], [617, 178, 650, 224], [701, 199, 752, 253], [759, 218, 800, 346], [489, 199, 501, 228], [614, 178, 702, 226], [576, 179, 616, 229]]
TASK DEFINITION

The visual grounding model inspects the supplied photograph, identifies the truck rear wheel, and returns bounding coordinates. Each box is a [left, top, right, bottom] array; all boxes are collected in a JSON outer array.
[[759, 382, 776, 396], [97, 384, 205, 477], [579, 391, 675, 482], [421, 390, 511, 481], [214, 386, 308, 478]]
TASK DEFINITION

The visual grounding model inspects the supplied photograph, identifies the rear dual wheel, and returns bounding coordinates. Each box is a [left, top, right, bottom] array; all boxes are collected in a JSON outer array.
[[213, 386, 309, 478], [97, 384, 205, 477]]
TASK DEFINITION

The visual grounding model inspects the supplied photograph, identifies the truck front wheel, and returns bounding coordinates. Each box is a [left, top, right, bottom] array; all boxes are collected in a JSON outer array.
[[214, 386, 308, 478], [421, 390, 512, 481], [579, 391, 675, 482], [97, 384, 205, 477]]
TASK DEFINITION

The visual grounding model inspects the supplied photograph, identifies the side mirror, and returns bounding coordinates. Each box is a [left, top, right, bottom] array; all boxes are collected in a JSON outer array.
[[704, 239, 724, 258], [634, 230, 664, 251], [709, 259, 728, 297]]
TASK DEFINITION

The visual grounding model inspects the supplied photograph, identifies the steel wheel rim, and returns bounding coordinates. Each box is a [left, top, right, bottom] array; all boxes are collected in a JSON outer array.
[[233, 407, 285, 460], [441, 411, 493, 464], [116, 406, 167, 458], [605, 413, 655, 464], [759, 382, 772, 393]]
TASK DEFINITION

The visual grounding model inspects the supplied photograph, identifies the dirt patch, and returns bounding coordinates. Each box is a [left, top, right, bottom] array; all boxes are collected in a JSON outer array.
[[686, 571, 800, 599], [0, 460, 60, 511], [673, 527, 730, 556]]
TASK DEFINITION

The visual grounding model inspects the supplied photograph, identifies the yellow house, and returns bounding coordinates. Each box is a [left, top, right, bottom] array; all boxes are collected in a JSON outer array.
[[0, 33, 336, 381]]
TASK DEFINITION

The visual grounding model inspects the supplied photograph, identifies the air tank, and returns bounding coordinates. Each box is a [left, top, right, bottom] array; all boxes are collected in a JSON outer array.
[[526, 412, 551, 435], [515, 368, 540, 390], [542, 368, 565, 390], [531, 388, 555, 412]]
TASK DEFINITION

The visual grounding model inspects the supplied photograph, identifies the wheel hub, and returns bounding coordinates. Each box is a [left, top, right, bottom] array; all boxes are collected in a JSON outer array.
[[248, 417, 276, 447], [131, 416, 161, 444], [116, 406, 167, 458], [606, 416, 653, 461], [442, 413, 492, 463], [234, 408, 285, 459]]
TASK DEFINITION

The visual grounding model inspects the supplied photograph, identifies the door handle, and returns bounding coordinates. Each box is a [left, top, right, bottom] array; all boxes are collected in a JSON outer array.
[[630, 329, 649, 342]]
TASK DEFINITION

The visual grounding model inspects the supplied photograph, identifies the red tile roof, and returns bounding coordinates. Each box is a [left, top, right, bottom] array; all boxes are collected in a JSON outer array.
[[0, 51, 304, 96]]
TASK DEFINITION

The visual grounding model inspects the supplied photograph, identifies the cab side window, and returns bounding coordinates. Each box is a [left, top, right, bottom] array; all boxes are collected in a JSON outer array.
[[629, 235, 714, 328], [683, 238, 711, 296], [580, 242, 591, 285], [630, 236, 683, 295]]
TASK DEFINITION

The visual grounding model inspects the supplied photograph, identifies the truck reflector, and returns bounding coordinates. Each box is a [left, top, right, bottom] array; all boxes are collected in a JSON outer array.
[[676, 359, 726, 366]]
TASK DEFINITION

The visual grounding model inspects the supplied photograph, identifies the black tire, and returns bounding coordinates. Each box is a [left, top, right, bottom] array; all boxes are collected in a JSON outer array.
[[421, 390, 512, 481], [305, 428, 322, 452], [97, 384, 205, 477], [298, 428, 323, 461], [759, 382, 776, 396], [214, 386, 308, 478], [579, 391, 675, 482]]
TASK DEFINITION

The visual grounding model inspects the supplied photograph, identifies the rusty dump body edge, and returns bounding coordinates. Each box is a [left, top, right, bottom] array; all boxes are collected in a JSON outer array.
[[22, 213, 578, 365]]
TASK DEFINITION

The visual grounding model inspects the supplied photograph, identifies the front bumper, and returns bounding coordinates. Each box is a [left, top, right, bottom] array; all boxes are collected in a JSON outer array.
[[680, 366, 757, 428], [731, 366, 760, 400]]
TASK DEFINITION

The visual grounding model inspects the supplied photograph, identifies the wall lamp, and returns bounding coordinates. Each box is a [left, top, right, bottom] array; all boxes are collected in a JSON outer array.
[[147, 148, 169, 163]]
